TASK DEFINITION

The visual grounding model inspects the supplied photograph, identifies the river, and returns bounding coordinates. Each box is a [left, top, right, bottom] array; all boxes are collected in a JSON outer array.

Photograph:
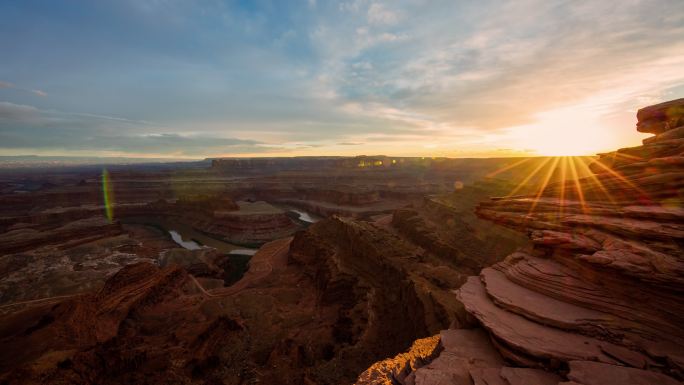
[[168, 230, 203, 250], [122, 216, 242, 253], [290, 209, 317, 223]]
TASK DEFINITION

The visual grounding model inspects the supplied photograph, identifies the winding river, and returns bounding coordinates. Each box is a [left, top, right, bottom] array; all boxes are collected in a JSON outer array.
[[168, 230, 203, 250], [290, 209, 317, 223]]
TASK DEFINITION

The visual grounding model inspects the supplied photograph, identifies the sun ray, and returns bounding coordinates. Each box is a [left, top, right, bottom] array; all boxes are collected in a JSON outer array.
[[574, 156, 617, 205], [611, 152, 643, 161], [557, 157, 567, 219], [486, 157, 533, 178], [568, 157, 588, 214], [528, 157, 560, 215], [589, 158, 650, 199], [506, 157, 553, 197]]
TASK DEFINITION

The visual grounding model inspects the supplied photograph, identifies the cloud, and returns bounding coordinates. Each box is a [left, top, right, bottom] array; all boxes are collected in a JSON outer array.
[[311, 0, 684, 142], [93, 133, 266, 155], [339, 0, 365, 13], [0, 0, 683, 157], [0, 80, 48, 97], [0, 102, 271, 156], [0, 101, 38, 118], [367, 3, 401, 25]]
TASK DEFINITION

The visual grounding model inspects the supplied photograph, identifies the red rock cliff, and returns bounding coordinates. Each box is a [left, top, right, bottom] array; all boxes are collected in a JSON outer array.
[[356, 98, 684, 385]]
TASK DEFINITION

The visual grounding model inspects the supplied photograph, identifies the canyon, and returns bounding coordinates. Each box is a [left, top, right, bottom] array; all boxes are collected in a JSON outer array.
[[0, 100, 681, 384], [356, 99, 684, 385]]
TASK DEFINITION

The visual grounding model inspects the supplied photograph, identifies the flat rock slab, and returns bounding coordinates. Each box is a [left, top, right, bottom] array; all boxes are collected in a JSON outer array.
[[530, 230, 601, 252], [409, 329, 504, 385], [500, 254, 681, 342], [457, 276, 627, 365], [567, 361, 683, 385], [561, 215, 684, 240], [470, 367, 561, 385], [439, 328, 504, 365], [500, 367, 561, 385], [469, 368, 507, 385], [481, 267, 613, 331], [484, 264, 659, 368]]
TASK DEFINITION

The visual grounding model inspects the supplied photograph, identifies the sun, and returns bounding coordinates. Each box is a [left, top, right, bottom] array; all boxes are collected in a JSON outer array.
[[508, 105, 617, 156], [527, 134, 599, 156]]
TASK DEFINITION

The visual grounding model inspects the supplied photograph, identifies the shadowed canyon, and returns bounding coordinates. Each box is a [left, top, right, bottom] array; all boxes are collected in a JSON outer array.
[[0, 99, 682, 385]]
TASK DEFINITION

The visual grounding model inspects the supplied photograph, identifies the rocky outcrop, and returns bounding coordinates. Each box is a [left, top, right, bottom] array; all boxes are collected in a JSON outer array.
[[637, 98, 684, 135], [118, 197, 299, 245], [198, 209, 298, 244], [0, 262, 252, 385], [356, 335, 442, 385], [357, 98, 684, 385], [463, 99, 684, 384], [0, 217, 122, 255], [359, 328, 561, 385], [1, 264, 176, 373], [0, 215, 182, 308], [390, 183, 531, 274], [283, 216, 468, 383], [0, 213, 481, 384]]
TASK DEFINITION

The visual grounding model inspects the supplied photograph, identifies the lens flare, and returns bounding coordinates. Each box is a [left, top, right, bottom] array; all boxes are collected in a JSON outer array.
[[590, 159, 650, 200], [567, 157, 588, 214], [484, 154, 646, 218], [102, 168, 114, 222], [486, 157, 532, 178], [574, 156, 617, 205], [528, 157, 560, 214], [557, 157, 567, 218], [507, 157, 552, 197]]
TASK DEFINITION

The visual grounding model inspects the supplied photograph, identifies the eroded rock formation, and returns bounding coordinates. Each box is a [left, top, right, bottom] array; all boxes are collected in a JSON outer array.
[[357, 98, 684, 385], [3, 104, 671, 384]]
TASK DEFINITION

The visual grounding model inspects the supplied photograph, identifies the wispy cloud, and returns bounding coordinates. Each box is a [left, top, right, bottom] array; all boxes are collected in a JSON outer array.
[[0, 102, 272, 156], [367, 3, 402, 25], [304, 0, 684, 155], [0, 80, 48, 97], [0, 0, 682, 157]]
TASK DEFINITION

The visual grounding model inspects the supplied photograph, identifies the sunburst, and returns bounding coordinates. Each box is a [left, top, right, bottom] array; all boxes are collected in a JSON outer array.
[[483, 153, 650, 219], [567, 157, 588, 214], [506, 157, 553, 197], [574, 156, 617, 205], [527, 157, 560, 215]]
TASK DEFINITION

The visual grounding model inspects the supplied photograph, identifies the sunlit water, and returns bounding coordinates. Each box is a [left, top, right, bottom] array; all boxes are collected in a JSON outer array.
[[291, 209, 317, 223], [169, 230, 203, 250]]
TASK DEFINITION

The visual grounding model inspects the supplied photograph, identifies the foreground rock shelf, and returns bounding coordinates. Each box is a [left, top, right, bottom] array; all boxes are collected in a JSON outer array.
[[357, 99, 684, 385]]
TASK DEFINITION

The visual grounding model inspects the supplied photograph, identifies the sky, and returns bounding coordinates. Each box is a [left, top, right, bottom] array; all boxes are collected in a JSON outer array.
[[1, 0, 683, 159]]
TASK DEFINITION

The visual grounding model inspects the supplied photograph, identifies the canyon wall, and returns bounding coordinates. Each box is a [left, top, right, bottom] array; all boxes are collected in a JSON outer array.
[[357, 98, 684, 385]]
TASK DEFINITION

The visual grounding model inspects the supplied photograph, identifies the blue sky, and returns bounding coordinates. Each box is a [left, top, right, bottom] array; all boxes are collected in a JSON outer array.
[[1, 0, 683, 158]]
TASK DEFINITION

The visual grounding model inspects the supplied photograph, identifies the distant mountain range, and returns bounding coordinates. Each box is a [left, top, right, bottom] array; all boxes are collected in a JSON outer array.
[[0, 155, 203, 168]]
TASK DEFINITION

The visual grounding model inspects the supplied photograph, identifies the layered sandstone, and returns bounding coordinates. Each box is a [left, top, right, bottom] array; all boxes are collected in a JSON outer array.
[[389, 181, 531, 275], [151, 199, 300, 245], [0, 215, 471, 384], [0, 156, 538, 384], [0, 262, 251, 384], [357, 98, 684, 385], [2, 105, 676, 384]]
